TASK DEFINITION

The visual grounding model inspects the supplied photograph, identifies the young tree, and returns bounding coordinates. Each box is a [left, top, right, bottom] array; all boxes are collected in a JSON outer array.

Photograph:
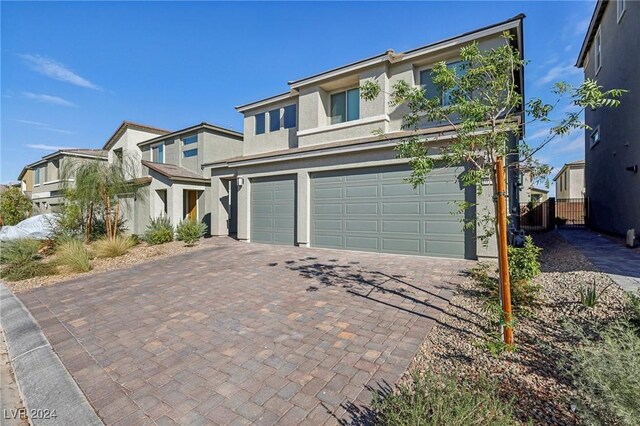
[[360, 32, 624, 343], [62, 157, 142, 242], [0, 186, 32, 226]]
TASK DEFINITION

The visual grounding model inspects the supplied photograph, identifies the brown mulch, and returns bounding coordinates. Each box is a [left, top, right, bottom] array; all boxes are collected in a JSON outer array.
[[3, 238, 218, 294], [405, 231, 627, 425]]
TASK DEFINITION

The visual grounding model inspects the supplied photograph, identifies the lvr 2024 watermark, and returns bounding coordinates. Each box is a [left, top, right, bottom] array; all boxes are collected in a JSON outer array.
[[3, 408, 57, 420]]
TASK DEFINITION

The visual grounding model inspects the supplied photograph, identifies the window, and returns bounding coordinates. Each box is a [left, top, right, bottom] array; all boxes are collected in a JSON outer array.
[[182, 135, 197, 145], [594, 27, 602, 73], [617, 0, 626, 22], [34, 168, 40, 185], [183, 148, 198, 158], [269, 109, 280, 132], [420, 61, 467, 106], [152, 144, 164, 163], [590, 126, 601, 148], [114, 148, 123, 163], [330, 88, 359, 124], [255, 113, 265, 135], [283, 104, 296, 129]]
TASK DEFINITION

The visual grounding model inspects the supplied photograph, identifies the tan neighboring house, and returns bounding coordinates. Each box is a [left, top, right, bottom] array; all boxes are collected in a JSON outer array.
[[17, 168, 34, 199], [205, 15, 526, 260], [19, 149, 108, 214], [553, 160, 585, 199]]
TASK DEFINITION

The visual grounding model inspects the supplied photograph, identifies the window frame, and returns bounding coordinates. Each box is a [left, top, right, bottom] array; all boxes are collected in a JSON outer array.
[[283, 104, 297, 129], [329, 87, 360, 125], [34, 168, 40, 185], [182, 148, 198, 158], [255, 112, 266, 135], [181, 135, 198, 146], [268, 108, 281, 132], [590, 125, 601, 148], [419, 60, 467, 107], [151, 143, 165, 163], [594, 27, 602, 75], [617, 0, 626, 22]]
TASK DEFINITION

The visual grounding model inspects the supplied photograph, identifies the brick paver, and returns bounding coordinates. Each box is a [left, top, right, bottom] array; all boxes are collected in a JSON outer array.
[[18, 238, 470, 425]]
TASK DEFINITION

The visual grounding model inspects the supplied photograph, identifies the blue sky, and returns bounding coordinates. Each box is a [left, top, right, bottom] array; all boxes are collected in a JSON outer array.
[[1, 1, 596, 188]]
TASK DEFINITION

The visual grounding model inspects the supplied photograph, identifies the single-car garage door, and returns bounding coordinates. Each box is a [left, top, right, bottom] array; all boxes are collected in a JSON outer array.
[[250, 175, 296, 245], [311, 165, 470, 258]]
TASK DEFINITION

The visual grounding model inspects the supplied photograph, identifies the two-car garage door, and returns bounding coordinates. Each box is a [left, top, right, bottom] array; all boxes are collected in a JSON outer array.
[[250, 165, 469, 258], [311, 165, 467, 259]]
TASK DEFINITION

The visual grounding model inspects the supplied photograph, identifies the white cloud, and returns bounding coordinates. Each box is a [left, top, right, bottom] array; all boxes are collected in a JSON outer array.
[[22, 92, 76, 107], [26, 144, 75, 151], [11, 118, 75, 134], [536, 63, 582, 86], [20, 54, 101, 90]]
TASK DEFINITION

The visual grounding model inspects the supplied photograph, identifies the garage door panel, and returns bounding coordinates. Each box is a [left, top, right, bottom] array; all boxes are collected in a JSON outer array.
[[345, 185, 378, 198], [345, 220, 378, 232], [250, 176, 295, 245], [345, 203, 378, 215], [345, 236, 379, 250], [311, 165, 470, 258], [382, 202, 421, 215], [383, 220, 420, 234]]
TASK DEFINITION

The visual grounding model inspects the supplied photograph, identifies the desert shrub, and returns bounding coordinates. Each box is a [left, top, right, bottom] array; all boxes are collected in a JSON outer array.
[[0, 238, 41, 265], [627, 291, 640, 329], [0, 238, 54, 281], [93, 235, 136, 258], [570, 322, 640, 425], [471, 262, 540, 309], [90, 216, 127, 241], [578, 280, 612, 308], [371, 370, 517, 425], [508, 236, 541, 284], [56, 238, 91, 273], [144, 216, 173, 245], [0, 187, 32, 226], [175, 219, 207, 246]]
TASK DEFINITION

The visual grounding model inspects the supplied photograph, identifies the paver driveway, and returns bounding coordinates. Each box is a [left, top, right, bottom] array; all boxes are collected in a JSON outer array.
[[18, 238, 470, 425]]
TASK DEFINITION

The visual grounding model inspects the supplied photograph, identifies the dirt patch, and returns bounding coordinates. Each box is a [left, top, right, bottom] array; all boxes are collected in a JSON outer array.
[[404, 231, 626, 425], [3, 238, 219, 293]]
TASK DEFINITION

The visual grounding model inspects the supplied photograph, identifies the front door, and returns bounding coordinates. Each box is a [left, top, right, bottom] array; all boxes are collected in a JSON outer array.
[[184, 190, 197, 220]]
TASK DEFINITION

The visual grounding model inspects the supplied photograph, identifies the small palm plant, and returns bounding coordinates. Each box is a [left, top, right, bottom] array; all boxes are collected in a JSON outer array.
[[578, 280, 612, 308]]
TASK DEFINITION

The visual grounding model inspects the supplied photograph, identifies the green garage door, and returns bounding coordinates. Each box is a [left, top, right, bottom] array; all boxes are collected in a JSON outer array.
[[250, 175, 296, 245], [311, 165, 469, 258]]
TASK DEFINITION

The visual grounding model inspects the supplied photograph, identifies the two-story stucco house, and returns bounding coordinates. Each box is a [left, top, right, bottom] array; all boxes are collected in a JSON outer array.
[[18, 149, 108, 214], [205, 15, 525, 260], [553, 160, 585, 199], [577, 0, 639, 236]]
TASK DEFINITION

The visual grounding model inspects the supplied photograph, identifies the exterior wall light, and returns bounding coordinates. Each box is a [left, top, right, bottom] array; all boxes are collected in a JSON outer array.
[[237, 177, 245, 187]]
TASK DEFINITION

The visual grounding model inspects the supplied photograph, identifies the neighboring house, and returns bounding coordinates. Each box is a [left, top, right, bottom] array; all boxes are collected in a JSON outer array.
[[17, 168, 34, 199], [519, 171, 549, 204], [127, 122, 243, 235], [553, 161, 585, 199], [205, 15, 525, 259], [577, 0, 639, 235], [530, 188, 549, 204], [19, 149, 108, 213]]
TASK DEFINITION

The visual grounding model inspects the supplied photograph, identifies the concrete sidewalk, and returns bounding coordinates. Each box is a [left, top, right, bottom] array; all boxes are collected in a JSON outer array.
[[558, 229, 640, 292]]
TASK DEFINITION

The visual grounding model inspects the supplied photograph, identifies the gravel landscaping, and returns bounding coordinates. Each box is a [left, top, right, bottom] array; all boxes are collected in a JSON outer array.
[[401, 231, 628, 425], [2, 238, 217, 294]]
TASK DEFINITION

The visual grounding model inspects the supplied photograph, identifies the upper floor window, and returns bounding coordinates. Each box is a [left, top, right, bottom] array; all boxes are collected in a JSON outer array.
[[255, 113, 265, 135], [330, 88, 360, 124], [182, 135, 198, 145], [183, 148, 198, 158], [152, 144, 164, 163], [269, 109, 280, 132], [283, 104, 296, 129], [617, 0, 626, 22], [420, 61, 467, 106], [113, 148, 123, 163], [594, 28, 602, 73], [34, 168, 40, 185]]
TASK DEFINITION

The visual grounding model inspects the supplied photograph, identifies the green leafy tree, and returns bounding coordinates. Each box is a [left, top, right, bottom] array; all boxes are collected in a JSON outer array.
[[0, 186, 32, 226], [62, 157, 143, 242], [360, 32, 624, 244]]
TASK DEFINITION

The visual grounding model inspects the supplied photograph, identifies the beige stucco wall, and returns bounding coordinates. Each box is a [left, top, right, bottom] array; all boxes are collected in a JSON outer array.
[[555, 166, 585, 199], [108, 128, 164, 178], [242, 98, 299, 155]]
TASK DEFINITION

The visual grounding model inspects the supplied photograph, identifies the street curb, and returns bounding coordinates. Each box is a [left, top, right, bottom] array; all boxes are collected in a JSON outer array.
[[0, 283, 103, 426]]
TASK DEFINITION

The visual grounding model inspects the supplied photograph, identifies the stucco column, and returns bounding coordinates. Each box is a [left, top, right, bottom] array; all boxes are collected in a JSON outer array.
[[296, 171, 310, 247], [210, 177, 229, 236], [237, 177, 250, 241], [170, 184, 183, 227]]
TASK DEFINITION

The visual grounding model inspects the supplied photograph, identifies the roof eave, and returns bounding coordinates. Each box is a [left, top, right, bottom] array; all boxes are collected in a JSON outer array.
[[576, 1, 606, 68]]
